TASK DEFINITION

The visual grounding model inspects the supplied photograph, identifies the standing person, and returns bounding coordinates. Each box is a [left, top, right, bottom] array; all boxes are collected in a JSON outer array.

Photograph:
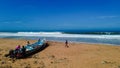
[[22, 46, 26, 57], [65, 40, 69, 48]]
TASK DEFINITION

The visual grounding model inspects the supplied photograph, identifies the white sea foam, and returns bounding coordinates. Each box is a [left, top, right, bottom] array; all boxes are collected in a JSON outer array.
[[17, 32, 62, 34], [0, 32, 120, 39]]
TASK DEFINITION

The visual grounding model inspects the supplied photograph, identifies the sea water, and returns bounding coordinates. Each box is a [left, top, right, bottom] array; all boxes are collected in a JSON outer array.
[[0, 31, 120, 45]]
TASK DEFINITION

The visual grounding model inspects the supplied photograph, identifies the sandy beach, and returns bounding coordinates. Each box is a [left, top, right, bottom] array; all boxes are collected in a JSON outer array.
[[0, 39, 120, 68]]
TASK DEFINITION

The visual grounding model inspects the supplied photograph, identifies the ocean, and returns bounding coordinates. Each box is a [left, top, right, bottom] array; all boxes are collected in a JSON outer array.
[[0, 31, 120, 45]]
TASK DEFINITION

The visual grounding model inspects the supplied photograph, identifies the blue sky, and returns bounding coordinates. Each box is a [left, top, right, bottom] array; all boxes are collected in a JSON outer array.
[[0, 0, 120, 31]]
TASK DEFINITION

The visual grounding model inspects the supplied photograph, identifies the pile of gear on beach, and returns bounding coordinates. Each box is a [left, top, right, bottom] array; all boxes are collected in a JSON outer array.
[[7, 45, 26, 59]]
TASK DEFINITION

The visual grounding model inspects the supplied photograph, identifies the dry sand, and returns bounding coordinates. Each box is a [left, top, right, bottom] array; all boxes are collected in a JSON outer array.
[[0, 39, 120, 68]]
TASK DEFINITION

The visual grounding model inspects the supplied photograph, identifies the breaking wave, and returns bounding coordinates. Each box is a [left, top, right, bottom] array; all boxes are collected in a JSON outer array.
[[1, 32, 120, 45], [0, 32, 120, 39]]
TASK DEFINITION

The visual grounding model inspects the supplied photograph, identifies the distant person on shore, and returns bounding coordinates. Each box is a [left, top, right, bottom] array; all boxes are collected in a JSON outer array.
[[65, 40, 69, 48]]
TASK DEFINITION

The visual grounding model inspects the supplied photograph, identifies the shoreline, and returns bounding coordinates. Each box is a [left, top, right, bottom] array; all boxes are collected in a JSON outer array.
[[49, 40, 119, 46], [1, 38, 119, 46]]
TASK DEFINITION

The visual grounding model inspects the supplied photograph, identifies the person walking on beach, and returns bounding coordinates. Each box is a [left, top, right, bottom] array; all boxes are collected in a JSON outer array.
[[65, 40, 69, 48]]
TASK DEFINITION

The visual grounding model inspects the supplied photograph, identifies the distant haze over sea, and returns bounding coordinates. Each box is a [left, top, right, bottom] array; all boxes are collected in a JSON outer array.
[[0, 28, 120, 33]]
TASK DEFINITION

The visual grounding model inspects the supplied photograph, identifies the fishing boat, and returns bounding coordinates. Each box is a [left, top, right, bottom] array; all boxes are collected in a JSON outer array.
[[5, 39, 48, 59], [25, 39, 46, 56]]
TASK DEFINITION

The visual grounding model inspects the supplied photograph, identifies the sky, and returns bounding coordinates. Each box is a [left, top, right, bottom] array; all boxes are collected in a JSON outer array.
[[0, 0, 120, 31]]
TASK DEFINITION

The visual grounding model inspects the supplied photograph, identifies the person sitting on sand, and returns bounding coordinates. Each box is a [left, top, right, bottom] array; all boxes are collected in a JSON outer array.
[[65, 40, 69, 48], [14, 45, 21, 58], [15, 46, 23, 58], [27, 41, 30, 45], [15, 45, 21, 50]]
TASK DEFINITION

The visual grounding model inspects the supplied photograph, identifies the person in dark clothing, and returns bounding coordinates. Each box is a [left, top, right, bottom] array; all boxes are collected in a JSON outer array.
[[22, 46, 26, 57], [65, 40, 69, 48]]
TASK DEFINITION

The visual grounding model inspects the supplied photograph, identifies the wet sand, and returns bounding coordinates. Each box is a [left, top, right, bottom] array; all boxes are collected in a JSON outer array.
[[0, 39, 120, 68]]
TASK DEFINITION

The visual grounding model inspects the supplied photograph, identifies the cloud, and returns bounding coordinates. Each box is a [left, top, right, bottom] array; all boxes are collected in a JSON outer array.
[[1, 21, 22, 24], [90, 16, 118, 19], [97, 16, 118, 19]]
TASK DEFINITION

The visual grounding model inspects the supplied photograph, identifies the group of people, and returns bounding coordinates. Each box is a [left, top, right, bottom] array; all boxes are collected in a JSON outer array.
[[9, 41, 30, 59]]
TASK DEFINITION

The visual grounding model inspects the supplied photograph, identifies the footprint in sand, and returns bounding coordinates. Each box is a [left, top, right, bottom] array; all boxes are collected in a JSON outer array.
[[50, 57, 69, 64], [34, 60, 38, 64], [24, 64, 31, 68], [32, 54, 39, 59], [38, 61, 45, 68], [48, 55, 55, 59]]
